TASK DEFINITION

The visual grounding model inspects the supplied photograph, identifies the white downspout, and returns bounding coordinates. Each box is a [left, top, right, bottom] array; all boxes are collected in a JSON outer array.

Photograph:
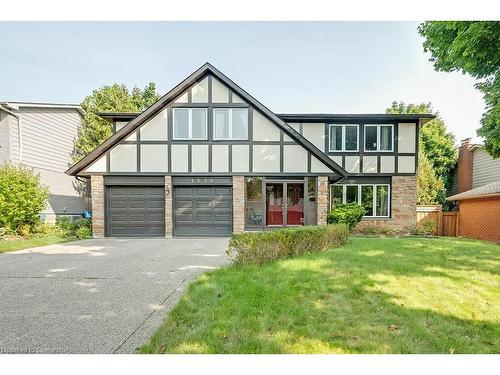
[[0, 104, 22, 163]]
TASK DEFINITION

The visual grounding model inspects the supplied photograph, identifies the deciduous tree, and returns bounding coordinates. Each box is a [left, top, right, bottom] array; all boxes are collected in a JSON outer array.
[[72, 82, 161, 163], [418, 21, 500, 158]]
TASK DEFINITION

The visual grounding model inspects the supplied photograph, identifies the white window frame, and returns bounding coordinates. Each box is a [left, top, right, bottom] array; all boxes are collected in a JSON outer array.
[[172, 108, 208, 140], [213, 108, 249, 140], [329, 183, 391, 218], [328, 124, 359, 152], [364, 124, 394, 152]]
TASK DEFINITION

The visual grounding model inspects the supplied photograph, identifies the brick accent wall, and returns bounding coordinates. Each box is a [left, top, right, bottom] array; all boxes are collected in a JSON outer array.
[[458, 197, 500, 243], [458, 138, 473, 193], [90, 175, 104, 238], [356, 175, 417, 232], [233, 176, 245, 234], [316, 176, 329, 225], [164, 176, 173, 237]]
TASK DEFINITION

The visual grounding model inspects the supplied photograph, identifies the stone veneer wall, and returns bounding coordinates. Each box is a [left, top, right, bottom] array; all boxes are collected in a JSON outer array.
[[316, 176, 329, 225], [233, 176, 245, 234], [356, 175, 417, 232], [90, 175, 104, 238], [164, 176, 173, 237]]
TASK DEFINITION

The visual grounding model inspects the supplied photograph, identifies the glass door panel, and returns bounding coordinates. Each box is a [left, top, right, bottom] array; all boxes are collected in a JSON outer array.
[[266, 184, 283, 225], [287, 183, 304, 225]]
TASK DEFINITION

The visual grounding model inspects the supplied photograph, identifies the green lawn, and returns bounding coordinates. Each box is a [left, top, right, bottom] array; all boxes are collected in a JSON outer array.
[[0, 236, 71, 254], [140, 237, 500, 354]]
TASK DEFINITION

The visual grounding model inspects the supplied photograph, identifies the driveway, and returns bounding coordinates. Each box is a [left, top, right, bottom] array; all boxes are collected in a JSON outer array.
[[0, 237, 229, 354]]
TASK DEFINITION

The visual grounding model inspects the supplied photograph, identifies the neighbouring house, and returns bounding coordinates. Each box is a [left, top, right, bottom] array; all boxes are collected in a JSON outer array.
[[67, 63, 434, 238], [0, 101, 87, 223], [446, 138, 500, 243]]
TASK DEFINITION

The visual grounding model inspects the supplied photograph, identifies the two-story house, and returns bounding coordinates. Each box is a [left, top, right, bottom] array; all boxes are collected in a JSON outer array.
[[0, 101, 87, 222], [67, 63, 434, 238]]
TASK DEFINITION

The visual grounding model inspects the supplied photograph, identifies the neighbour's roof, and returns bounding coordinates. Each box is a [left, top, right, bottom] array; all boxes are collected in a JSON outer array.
[[97, 111, 436, 124], [0, 101, 84, 116], [447, 180, 500, 201]]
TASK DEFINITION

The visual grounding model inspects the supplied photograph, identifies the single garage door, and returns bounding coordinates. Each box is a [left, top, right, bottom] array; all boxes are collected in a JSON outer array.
[[174, 186, 232, 236], [106, 186, 165, 237]]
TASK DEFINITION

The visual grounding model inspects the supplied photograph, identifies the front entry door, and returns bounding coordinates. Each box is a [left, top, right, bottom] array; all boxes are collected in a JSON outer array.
[[265, 182, 304, 227]]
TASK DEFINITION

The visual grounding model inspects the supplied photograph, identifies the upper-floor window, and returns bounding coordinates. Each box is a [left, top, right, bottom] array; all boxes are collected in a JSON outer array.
[[329, 124, 359, 152], [213, 108, 248, 140], [172, 108, 208, 140], [364, 124, 393, 152]]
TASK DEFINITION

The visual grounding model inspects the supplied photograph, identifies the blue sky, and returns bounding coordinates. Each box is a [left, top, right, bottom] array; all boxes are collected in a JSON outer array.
[[0, 21, 485, 142]]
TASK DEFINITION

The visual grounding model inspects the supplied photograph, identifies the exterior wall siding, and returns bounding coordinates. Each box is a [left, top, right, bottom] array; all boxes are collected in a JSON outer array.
[[472, 148, 500, 188], [1, 106, 86, 217], [458, 197, 500, 243]]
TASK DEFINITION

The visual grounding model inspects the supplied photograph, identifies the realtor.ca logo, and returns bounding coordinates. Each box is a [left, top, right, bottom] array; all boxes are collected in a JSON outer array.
[[0, 346, 70, 354]]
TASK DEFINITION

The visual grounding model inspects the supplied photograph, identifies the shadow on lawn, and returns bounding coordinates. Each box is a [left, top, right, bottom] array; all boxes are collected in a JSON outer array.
[[142, 237, 500, 354]]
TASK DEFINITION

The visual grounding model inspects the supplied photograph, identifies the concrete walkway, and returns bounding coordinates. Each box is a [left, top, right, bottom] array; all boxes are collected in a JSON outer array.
[[0, 237, 229, 353]]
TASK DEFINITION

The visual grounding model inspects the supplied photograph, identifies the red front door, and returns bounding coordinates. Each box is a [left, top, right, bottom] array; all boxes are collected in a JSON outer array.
[[265, 182, 304, 226], [266, 183, 283, 225]]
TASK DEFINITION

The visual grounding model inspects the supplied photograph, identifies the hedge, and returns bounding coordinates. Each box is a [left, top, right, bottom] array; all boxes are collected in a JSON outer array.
[[227, 224, 349, 265]]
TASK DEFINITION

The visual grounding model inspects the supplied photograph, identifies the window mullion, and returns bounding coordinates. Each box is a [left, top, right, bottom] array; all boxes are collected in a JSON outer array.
[[343, 185, 346, 203], [373, 184, 377, 217]]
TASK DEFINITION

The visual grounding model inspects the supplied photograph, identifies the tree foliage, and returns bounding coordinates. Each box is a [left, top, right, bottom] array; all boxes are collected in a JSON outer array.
[[418, 21, 500, 158], [386, 101, 457, 192], [417, 151, 444, 205], [0, 164, 49, 233], [72, 82, 161, 163]]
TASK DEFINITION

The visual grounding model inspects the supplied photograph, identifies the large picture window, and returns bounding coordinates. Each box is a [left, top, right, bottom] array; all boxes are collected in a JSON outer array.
[[214, 108, 248, 140], [172, 108, 208, 140], [330, 184, 390, 218], [329, 124, 359, 152], [364, 124, 393, 152]]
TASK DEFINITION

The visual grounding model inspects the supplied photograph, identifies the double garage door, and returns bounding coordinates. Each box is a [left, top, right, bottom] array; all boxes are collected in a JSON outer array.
[[106, 182, 232, 237]]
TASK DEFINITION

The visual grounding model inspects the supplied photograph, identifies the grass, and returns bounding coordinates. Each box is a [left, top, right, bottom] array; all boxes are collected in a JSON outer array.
[[0, 235, 71, 254], [140, 237, 500, 354]]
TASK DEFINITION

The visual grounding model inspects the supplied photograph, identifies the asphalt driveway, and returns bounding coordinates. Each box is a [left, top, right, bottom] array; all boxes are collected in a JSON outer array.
[[0, 237, 229, 354]]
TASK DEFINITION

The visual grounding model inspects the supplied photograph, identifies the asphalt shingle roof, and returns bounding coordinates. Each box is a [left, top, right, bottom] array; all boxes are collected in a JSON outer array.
[[447, 180, 500, 201]]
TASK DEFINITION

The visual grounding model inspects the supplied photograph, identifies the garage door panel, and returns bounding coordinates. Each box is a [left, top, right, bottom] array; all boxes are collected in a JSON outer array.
[[107, 185, 165, 237], [129, 200, 146, 209], [148, 200, 164, 209], [174, 186, 232, 237]]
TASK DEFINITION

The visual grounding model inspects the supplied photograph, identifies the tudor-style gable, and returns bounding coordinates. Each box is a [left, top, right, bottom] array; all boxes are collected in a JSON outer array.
[[70, 64, 346, 178]]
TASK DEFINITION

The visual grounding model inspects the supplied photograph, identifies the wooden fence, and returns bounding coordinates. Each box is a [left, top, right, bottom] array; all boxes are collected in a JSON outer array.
[[416, 205, 459, 237]]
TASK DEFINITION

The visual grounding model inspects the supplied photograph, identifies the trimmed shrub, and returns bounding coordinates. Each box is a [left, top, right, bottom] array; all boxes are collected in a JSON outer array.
[[327, 203, 366, 230], [0, 164, 49, 233], [56, 217, 92, 238], [227, 224, 349, 265]]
